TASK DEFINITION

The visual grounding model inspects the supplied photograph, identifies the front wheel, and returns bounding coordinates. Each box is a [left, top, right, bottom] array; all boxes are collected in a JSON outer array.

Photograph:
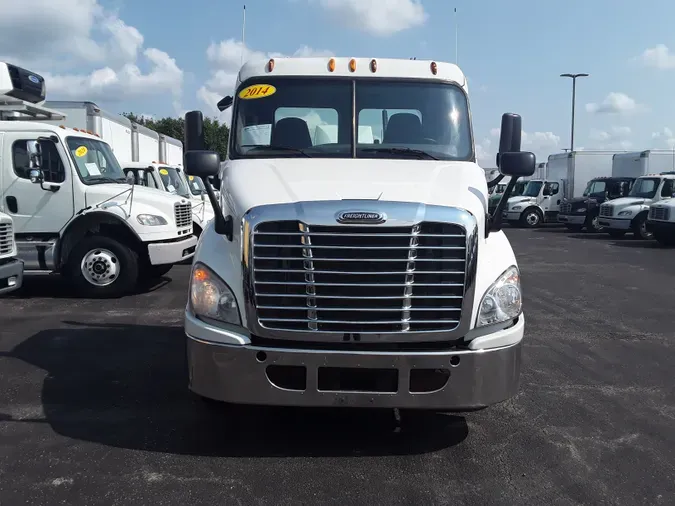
[[520, 209, 542, 228], [586, 214, 603, 233], [66, 236, 139, 298], [632, 214, 653, 240]]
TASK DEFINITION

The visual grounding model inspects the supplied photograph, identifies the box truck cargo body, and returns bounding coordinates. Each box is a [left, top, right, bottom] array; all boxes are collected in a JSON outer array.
[[43, 101, 133, 162], [132, 122, 160, 162], [159, 134, 183, 166]]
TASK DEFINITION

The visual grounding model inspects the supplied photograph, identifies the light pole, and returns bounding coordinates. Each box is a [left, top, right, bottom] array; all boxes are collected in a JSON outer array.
[[560, 73, 589, 152]]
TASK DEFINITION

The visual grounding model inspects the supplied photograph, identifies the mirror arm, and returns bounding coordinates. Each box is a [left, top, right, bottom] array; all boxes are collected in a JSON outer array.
[[487, 174, 504, 190], [488, 177, 520, 236], [202, 178, 232, 240]]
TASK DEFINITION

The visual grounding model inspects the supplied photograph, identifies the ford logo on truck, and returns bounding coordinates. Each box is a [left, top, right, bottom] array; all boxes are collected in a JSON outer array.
[[336, 211, 387, 224]]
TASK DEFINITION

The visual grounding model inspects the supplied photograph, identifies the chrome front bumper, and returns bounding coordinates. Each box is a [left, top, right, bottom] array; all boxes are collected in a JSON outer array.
[[147, 236, 198, 265], [597, 217, 632, 230], [186, 314, 524, 411], [0, 258, 23, 295]]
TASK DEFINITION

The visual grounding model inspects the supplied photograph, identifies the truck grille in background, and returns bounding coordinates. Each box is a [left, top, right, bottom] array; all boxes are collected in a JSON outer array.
[[560, 203, 572, 214], [649, 206, 669, 221], [599, 205, 613, 217], [174, 202, 192, 228], [251, 221, 467, 333], [0, 222, 13, 256]]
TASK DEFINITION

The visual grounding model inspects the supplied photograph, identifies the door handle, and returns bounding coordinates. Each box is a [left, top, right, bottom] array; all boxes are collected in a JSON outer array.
[[6, 196, 18, 213]]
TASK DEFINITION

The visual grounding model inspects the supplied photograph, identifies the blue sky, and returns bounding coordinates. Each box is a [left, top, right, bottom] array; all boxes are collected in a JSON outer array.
[[3, 0, 675, 165]]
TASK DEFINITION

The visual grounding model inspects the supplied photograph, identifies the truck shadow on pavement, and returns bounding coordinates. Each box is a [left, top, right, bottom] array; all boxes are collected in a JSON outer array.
[[2, 321, 469, 457], [6, 274, 173, 299]]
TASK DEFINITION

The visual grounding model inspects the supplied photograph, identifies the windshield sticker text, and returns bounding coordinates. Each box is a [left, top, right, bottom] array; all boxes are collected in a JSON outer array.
[[239, 84, 277, 100], [75, 146, 88, 157], [159, 168, 169, 175]]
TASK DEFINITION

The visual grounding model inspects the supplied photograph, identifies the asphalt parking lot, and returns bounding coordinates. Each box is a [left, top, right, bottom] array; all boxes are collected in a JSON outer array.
[[1, 227, 674, 505]]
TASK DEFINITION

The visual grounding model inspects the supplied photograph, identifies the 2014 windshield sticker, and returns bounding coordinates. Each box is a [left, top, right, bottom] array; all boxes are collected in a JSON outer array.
[[75, 146, 88, 157], [239, 84, 276, 100], [159, 169, 169, 175]]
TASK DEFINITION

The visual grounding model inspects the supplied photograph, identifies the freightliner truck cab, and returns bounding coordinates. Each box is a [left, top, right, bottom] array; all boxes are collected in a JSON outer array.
[[181, 56, 536, 413]]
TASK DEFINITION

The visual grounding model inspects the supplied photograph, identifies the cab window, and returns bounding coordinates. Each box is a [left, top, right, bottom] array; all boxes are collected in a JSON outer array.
[[544, 182, 559, 196], [12, 139, 66, 183], [660, 179, 674, 198]]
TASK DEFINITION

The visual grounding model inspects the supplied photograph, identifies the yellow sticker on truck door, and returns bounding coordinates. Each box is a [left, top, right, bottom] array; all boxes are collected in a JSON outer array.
[[238, 84, 276, 100]]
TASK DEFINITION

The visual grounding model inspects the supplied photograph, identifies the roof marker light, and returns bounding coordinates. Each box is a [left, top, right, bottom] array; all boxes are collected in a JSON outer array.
[[349, 58, 357, 72], [328, 58, 336, 72], [267, 59, 275, 72], [370, 59, 377, 72], [430, 61, 438, 75]]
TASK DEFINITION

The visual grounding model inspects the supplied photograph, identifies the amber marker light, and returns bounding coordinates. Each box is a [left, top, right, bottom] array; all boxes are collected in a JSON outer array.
[[349, 58, 357, 72], [267, 58, 275, 72], [328, 58, 336, 72], [430, 61, 438, 75], [370, 59, 377, 72]]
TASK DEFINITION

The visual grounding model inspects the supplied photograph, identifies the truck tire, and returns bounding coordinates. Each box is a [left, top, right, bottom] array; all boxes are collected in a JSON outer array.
[[654, 230, 675, 247], [585, 214, 603, 233], [66, 236, 139, 298], [520, 208, 542, 228], [631, 213, 653, 240], [608, 230, 626, 239]]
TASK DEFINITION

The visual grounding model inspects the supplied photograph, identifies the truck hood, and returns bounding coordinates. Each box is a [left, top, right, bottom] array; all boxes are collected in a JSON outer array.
[[506, 196, 536, 206], [85, 183, 187, 209], [223, 159, 489, 219], [604, 197, 646, 208]]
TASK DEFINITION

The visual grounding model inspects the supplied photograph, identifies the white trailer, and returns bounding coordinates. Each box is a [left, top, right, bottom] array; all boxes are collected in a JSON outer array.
[[132, 122, 160, 162], [42, 101, 133, 162], [612, 150, 675, 176], [159, 134, 183, 166]]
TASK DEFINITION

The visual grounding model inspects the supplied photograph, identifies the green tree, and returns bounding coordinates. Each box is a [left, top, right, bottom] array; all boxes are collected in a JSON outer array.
[[122, 112, 229, 160]]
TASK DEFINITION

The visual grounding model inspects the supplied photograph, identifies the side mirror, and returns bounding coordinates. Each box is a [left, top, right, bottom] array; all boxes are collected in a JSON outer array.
[[499, 152, 536, 178], [185, 111, 205, 152], [26, 140, 42, 168], [126, 172, 136, 185], [184, 150, 220, 179], [496, 113, 522, 167], [217, 96, 233, 112], [29, 169, 44, 184]]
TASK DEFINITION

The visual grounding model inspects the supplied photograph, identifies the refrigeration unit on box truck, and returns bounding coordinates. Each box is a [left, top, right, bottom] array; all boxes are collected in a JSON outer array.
[[598, 150, 675, 239], [43, 101, 133, 162]]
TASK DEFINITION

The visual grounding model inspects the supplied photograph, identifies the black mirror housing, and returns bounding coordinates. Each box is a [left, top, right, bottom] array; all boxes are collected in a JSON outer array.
[[500, 151, 536, 178], [496, 113, 523, 167], [184, 150, 220, 179], [217, 96, 233, 111]]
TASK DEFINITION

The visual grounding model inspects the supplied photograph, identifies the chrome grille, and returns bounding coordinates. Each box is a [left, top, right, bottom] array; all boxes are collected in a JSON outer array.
[[650, 206, 669, 221], [174, 202, 192, 228], [599, 204, 613, 217], [0, 221, 13, 256], [560, 203, 572, 214], [251, 220, 467, 334]]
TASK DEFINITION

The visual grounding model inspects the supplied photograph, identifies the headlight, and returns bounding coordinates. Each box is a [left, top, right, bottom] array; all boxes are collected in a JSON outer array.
[[576, 208, 587, 213], [476, 266, 522, 328], [512, 205, 522, 211], [137, 214, 168, 226], [190, 262, 241, 325], [618, 210, 633, 216]]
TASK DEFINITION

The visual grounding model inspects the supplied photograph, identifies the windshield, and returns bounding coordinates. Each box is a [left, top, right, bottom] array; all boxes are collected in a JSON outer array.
[[231, 77, 472, 161], [583, 180, 606, 197], [628, 177, 660, 199], [512, 182, 527, 196], [157, 167, 190, 198], [186, 174, 206, 196], [66, 137, 126, 185], [523, 181, 543, 197]]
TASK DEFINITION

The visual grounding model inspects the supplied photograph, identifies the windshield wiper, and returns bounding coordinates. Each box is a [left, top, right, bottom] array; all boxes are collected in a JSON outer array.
[[88, 176, 128, 185], [247, 145, 312, 157], [360, 147, 438, 160]]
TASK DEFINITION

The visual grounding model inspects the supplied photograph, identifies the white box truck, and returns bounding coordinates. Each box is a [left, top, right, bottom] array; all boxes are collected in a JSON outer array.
[[599, 150, 675, 239], [131, 122, 160, 162], [43, 101, 133, 162], [504, 151, 618, 228], [159, 133, 183, 166], [0, 61, 197, 297], [180, 56, 538, 413]]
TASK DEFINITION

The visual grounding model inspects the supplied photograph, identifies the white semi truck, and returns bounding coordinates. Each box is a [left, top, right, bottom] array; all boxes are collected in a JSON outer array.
[[0, 211, 23, 295], [181, 56, 536, 412], [0, 61, 197, 297], [598, 150, 675, 239]]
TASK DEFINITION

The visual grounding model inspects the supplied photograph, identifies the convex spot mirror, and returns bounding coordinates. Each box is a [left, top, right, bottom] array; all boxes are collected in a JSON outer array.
[[184, 150, 220, 179], [499, 152, 536, 178]]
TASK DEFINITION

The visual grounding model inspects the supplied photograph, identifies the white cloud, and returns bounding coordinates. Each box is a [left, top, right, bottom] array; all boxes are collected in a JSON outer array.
[[585, 92, 644, 114], [477, 129, 561, 167], [588, 126, 632, 149], [301, 0, 427, 36], [638, 44, 675, 70], [652, 127, 675, 148], [198, 39, 332, 122], [0, 0, 183, 113]]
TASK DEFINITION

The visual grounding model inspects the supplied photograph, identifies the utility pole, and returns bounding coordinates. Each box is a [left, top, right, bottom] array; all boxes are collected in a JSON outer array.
[[560, 73, 589, 152], [241, 5, 246, 65]]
